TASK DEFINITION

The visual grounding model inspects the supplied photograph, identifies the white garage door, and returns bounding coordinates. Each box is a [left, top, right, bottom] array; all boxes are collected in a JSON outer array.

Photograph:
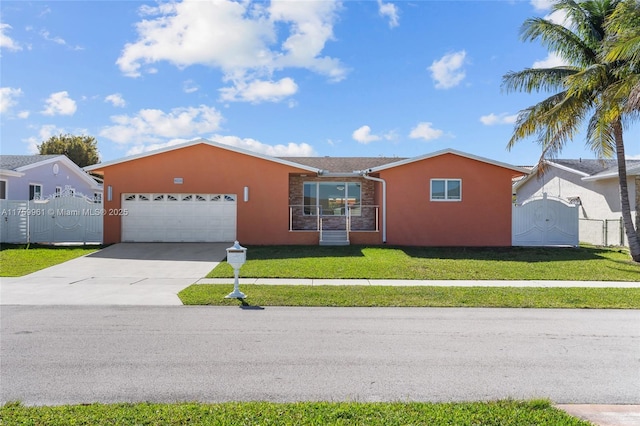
[[121, 193, 236, 242]]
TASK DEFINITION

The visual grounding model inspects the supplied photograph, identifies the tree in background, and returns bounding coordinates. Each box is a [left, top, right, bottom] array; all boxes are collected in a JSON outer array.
[[502, 0, 640, 262], [38, 134, 100, 168]]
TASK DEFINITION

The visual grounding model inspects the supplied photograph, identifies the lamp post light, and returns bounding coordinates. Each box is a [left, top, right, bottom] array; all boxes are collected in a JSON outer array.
[[225, 241, 247, 299]]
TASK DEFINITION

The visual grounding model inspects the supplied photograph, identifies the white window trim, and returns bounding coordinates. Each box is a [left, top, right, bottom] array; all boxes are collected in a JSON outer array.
[[29, 183, 43, 200], [430, 178, 462, 202]]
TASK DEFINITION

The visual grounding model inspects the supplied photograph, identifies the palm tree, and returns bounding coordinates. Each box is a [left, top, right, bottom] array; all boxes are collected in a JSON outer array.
[[502, 0, 640, 262]]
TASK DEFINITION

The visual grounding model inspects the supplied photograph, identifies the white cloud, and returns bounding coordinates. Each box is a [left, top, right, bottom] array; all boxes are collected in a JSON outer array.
[[269, 1, 346, 81], [545, 9, 570, 27], [105, 93, 126, 108], [125, 138, 192, 156], [40, 29, 83, 50], [532, 1, 572, 30], [38, 6, 52, 18], [0, 87, 23, 113], [428, 50, 466, 89], [532, 51, 570, 68], [352, 125, 397, 144], [480, 112, 518, 126], [116, 1, 275, 77], [219, 77, 298, 103], [212, 134, 317, 156], [352, 125, 381, 144], [100, 105, 224, 144], [42, 91, 77, 116], [24, 124, 66, 154], [40, 30, 65, 45], [17, 110, 30, 119], [409, 122, 444, 141], [116, 0, 346, 103], [126, 134, 317, 157], [378, 0, 399, 28], [183, 79, 199, 94], [530, 0, 554, 12], [0, 23, 22, 51]]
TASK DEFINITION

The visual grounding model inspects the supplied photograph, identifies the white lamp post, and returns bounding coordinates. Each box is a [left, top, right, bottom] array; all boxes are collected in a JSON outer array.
[[225, 241, 247, 299]]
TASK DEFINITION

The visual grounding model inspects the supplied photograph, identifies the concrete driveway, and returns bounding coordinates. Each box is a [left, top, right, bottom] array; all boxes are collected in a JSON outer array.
[[0, 243, 228, 305]]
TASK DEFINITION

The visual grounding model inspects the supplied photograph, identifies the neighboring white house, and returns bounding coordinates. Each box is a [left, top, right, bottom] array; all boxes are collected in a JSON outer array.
[[514, 159, 640, 247], [0, 155, 102, 201]]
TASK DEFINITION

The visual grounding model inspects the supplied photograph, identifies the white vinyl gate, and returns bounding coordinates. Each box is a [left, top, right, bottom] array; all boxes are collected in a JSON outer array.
[[0, 192, 103, 244], [512, 193, 579, 247]]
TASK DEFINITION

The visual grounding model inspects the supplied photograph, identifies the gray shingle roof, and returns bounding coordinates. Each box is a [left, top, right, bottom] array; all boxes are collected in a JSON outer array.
[[552, 159, 640, 176], [0, 155, 62, 170], [278, 157, 405, 173]]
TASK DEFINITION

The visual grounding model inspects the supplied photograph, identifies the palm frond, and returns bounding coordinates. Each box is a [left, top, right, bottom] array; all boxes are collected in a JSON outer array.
[[502, 67, 578, 94], [586, 109, 617, 158], [520, 17, 598, 66], [553, 0, 608, 45], [628, 82, 640, 111], [507, 92, 567, 149], [565, 63, 611, 99], [605, 0, 640, 35], [604, 0, 640, 64], [537, 93, 594, 158], [605, 34, 640, 62], [604, 74, 640, 112]]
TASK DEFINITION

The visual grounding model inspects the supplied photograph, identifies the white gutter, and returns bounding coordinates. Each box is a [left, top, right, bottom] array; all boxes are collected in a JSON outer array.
[[359, 172, 387, 243], [317, 171, 360, 178]]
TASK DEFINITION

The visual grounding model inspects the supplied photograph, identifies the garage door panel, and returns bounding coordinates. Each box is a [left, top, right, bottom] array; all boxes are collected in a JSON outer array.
[[122, 193, 236, 242]]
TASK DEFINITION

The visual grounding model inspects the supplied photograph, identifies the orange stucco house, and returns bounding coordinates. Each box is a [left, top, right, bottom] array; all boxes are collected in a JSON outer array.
[[85, 138, 529, 246]]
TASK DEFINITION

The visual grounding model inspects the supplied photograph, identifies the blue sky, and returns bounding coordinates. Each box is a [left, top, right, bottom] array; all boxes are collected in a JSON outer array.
[[1, 0, 639, 165]]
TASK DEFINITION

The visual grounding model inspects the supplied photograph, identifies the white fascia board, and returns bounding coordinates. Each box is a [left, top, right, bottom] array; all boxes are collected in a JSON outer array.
[[84, 138, 321, 174], [513, 161, 590, 191], [545, 161, 591, 177], [512, 165, 539, 191], [369, 148, 531, 175], [0, 169, 25, 177]]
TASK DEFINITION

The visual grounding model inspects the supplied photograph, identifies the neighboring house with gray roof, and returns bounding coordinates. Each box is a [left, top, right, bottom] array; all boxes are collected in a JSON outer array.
[[0, 154, 102, 201], [513, 159, 640, 246]]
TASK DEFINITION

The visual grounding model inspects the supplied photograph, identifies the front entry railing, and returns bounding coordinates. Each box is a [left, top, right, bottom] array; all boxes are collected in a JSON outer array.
[[289, 205, 379, 233]]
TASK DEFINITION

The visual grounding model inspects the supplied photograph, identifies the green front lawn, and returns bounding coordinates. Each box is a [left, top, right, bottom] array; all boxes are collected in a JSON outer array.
[[0, 244, 101, 277], [180, 284, 640, 308], [207, 245, 639, 281], [0, 400, 590, 425]]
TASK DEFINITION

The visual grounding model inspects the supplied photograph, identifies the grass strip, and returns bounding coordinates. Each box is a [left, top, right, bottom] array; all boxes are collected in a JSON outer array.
[[179, 284, 640, 308], [206, 245, 640, 282], [0, 244, 100, 277], [0, 400, 591, 425]]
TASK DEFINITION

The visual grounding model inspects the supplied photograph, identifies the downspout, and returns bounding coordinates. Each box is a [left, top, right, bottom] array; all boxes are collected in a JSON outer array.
[[360, 172, 387, 243]]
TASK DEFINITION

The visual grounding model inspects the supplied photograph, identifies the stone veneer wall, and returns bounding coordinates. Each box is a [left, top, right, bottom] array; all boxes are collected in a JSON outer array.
[[288, 175, 378, 231]]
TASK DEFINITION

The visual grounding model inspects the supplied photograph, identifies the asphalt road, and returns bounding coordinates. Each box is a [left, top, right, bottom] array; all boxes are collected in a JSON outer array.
[[1, 306, 638, 406]]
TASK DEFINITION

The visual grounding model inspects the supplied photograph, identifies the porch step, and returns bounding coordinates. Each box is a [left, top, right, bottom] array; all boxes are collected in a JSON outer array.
[[320, 230, 350, 246]]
